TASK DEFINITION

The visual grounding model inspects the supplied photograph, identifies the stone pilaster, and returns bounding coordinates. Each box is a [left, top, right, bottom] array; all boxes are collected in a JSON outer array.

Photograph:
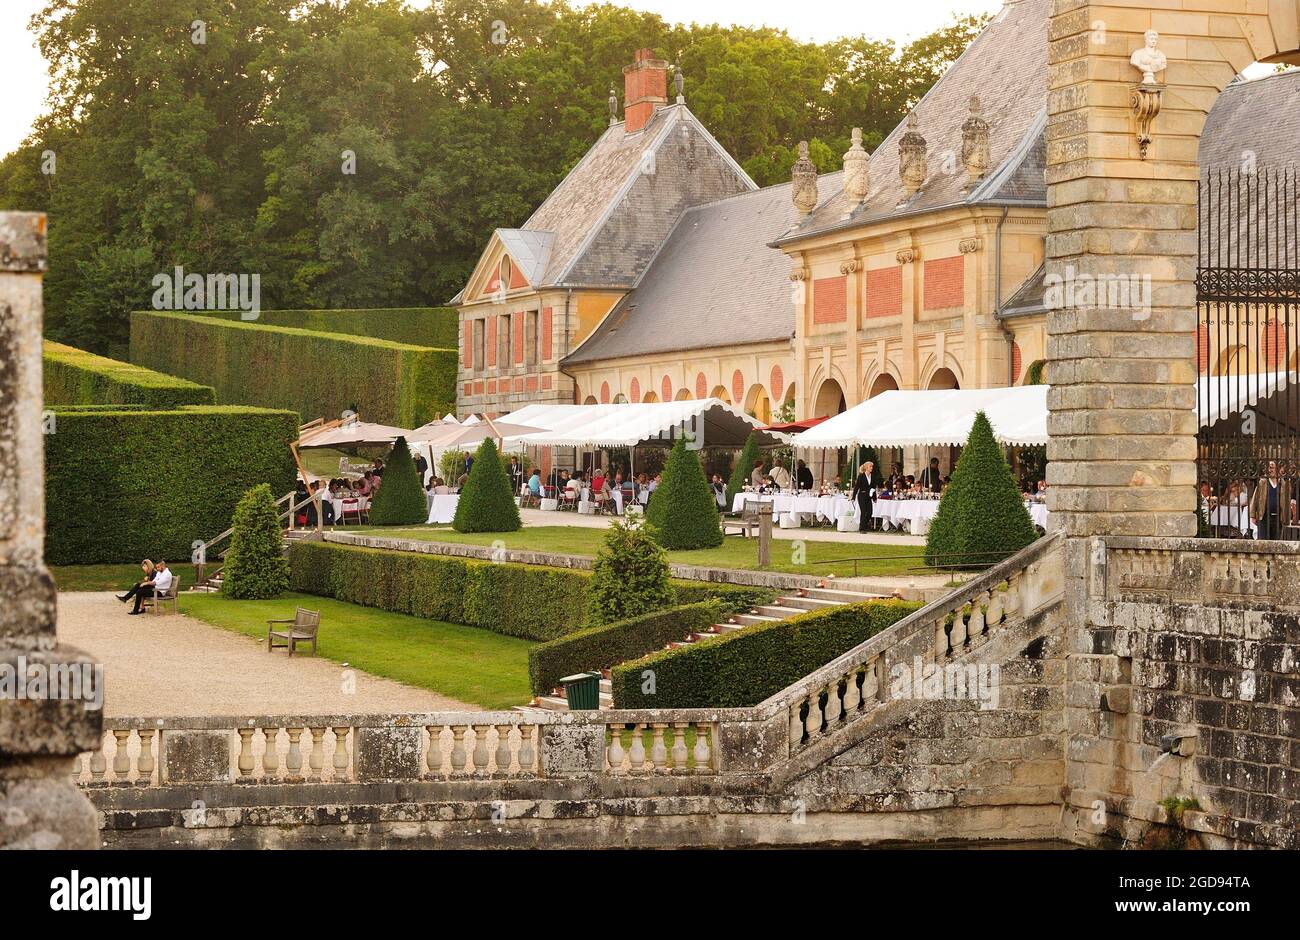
[[0, 212, 101, 849]]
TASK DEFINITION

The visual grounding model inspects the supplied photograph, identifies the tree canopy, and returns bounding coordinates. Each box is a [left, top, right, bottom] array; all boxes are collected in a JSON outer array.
[[0, 0, 985, 356]]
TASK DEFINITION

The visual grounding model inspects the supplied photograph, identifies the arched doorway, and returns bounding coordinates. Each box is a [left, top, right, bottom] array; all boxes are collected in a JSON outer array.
[[612, 393, 628, 404], [674, 388, 692, 401], [583, 395, 598, 405], [813, 378, 846, 417], [868, 373, 899, 399], [641, 391, 659, 403], [710, 385, 731, 404], [927, 367, 959, 391], [744, 384, 772, 424]]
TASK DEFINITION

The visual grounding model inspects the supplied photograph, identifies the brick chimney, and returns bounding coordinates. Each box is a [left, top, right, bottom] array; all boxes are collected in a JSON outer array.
[[622, 49, 669, 133]]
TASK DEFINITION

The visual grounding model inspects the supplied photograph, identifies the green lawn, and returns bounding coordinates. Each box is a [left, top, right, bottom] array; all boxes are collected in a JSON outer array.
[[349, 524, 934, 579], [180, 591, 533, 711], [51, 562, 201, 593]]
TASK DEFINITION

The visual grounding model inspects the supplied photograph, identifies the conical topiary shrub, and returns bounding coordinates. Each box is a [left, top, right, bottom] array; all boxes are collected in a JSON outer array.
[[726, 432, 761, 505], [587, 514, 675, 625], [222, 483, 290, 599], [647, 438, 723, 550], [368, 437, 428, 525], [452, 438, 521, 533], [924, 411, 1038, 570]]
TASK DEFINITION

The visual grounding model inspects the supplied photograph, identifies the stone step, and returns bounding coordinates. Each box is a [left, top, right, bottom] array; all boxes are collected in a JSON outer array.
[[800, 586, 886, 603], [729, 613, 781, 627], [775, 595, 844, 611], [754, 604, 808, 619], [711, 622, 746, 633]]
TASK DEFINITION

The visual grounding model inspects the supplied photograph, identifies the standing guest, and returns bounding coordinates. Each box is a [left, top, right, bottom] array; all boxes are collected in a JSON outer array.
[[372, 457, 385, 478], [413, 451, 428, 481], [770, 462, 792, 490], [129, 560, 172, 615], [796, 459, 815, 491], [851, 461, 876, 533], [709, 473, 727, 507], [507, 455, 523, 492], [887, 463, 905, 490], [117, 559, 155, 604], [750, 459, 766, 490], [1249, 460, 1292, 540], [919, 457, 943, 493], [464, 453, 474, 476]]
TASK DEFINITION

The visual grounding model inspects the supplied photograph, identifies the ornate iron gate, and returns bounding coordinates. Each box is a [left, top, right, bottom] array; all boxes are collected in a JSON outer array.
[[1197, 166, 1300, 538]]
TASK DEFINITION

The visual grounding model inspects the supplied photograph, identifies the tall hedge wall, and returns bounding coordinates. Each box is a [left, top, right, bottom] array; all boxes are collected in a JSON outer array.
[[43, 341, 216, 408], [129, 311, 456, 426], [288, 540, 774, 643], [197, 307, 457, 348], [528, 601, 721, 696], [611, 599, 922, 708], [45, 405, 299, 565]]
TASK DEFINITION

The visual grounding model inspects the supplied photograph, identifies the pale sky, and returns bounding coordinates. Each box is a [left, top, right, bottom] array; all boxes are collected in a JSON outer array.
[[0, 0, 1004, 157]]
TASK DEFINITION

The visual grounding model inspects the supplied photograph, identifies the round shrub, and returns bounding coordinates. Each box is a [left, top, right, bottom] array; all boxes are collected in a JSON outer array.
[[588, 515, 675, 626], [222, 483, 290, 599], [452, 438, 521, 532], [647, 438, 723, 550], [368, 436, 427, 525], [924, 411, 1038, 570]]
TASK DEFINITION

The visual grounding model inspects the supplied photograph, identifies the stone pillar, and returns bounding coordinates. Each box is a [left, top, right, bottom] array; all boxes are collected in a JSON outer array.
[[0, 212, 101, 848]]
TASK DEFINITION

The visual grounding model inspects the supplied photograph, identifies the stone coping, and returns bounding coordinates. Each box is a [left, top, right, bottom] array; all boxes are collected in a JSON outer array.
[[1101, 535, 1299, 555], [98, 708, 751, 730]]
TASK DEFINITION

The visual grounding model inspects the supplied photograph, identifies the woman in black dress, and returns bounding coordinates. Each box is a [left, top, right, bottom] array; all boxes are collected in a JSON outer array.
[[851, 461, 875, 533]]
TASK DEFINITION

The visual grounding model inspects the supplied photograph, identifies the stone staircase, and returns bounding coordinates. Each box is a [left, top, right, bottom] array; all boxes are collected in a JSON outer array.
[[191, 528, 313, 593], [526, 584, 887, 713]]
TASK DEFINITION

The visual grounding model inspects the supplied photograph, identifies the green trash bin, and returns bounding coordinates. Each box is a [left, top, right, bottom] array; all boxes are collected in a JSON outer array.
[[560, 672, 602, 711]]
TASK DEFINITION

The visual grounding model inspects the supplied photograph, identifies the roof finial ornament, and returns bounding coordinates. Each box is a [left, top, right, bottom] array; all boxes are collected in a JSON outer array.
[[898, 111, 928, 199], [791, 141, 819, 218], [961, 95, 991, 187], [674, 65, 685, 104], [842, 127, 869, 217], [608, 87, 619, 126]]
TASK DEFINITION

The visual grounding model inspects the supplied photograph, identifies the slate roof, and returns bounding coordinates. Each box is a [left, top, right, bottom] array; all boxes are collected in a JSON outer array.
[[564, 174, 843, 365], [771, 0, 1049, 248]]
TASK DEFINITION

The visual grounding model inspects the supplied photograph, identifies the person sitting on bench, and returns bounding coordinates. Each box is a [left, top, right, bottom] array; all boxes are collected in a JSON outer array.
[[130, 559, 172, 615]]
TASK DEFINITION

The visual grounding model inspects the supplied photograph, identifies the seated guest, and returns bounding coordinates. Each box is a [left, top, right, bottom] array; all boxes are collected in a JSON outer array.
[[528, 468, 542, 497], [357, 472, 374, 496], [709, 474, 726, 503], [129, 559, 172, 615], [796, 460, 815, 491], [566, 472, 583, 494], [591, 467, 606, 495], [117, 559, 155, 604], [373, 457, 385, 477], [750, 459, 766, 490]]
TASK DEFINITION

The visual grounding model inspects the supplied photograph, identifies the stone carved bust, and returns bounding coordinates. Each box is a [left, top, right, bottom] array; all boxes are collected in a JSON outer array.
[[898, 112, 928, 197], [791, 141, 819, 217], [842, 127, 869, 209], [1130, 30, 1167, 84]]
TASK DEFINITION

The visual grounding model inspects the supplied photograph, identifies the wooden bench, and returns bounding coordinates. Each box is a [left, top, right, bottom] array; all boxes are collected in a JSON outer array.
[[144, 576, 181, 615], [721, 509, 761, 538], [267, 608, 321, 657]]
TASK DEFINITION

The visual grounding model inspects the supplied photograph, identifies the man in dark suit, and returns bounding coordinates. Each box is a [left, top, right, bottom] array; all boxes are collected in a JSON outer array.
[[795, 459, 815, 491], [919, 457, 943, 493]]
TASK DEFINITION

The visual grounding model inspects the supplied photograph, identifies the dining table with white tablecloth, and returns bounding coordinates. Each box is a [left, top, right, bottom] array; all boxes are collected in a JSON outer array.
[[331, 494, 372, 522], [426, 493, 460, 524]]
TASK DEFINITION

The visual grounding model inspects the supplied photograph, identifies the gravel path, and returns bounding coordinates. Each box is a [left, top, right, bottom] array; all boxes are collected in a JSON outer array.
[[57, 592, 478, 718]]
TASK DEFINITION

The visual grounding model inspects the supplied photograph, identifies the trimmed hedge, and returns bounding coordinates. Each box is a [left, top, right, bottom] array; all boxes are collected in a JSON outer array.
[[646, 438, 723, 549], [129, 311, 456, 426], [288, 540, 776, 642], [367, 437, 428, 525], [452, 438, 521, 532], [726, 432, 762, 506], [529, 601, 720, 695], [45, 405, 299, 565], [611, 599, 922, 708], [197, 307, 458, 348], [43, 341, 215, 408], [222, 484, 290, 599]]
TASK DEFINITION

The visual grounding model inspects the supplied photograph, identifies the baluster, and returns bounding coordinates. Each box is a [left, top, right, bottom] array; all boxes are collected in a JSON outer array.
[[111, 729, 132, 782], [863, 658, 880, 703], [692, 723, 713, 774], [968, 593, 987, 639], [789, 703, 805, 747], [471, 725, 491, 775], [986, 587, 1005, 628], [628, 724, 647, 772], [1003, 573, 1022, 617], [450, 726, 468, 774], [649, 723, 669, 772], [804, 689, 823, 740], [517, 725, 536, 774], [949, 609, 968, 649], [285, 728, 304, 781], [137, 729, 156, 783], [426, 726, 444, 776], [823, 681, 842, 725], [935, 618, 950, 657], [70, 753, 83, 785], [235, 728, 255, 780], [331, 727, 351, 781], [261, 727, 280, 778], [89, 741, 107, 783], [495, 724, 514, 773], [670, 723, 688, 771], [842, 668, 862, 714], [308, 728, 326, 781], [607, 724, 626, 773]]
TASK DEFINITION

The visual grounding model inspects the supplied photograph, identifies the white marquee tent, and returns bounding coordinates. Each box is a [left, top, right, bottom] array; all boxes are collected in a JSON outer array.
[[501, 399, 788, 449]]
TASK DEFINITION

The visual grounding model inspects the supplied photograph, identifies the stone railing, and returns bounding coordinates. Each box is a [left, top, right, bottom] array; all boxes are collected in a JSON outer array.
[[72, 711, 737, 789], [76, 536, 1065, 799], [765, 531, 1065, 759]]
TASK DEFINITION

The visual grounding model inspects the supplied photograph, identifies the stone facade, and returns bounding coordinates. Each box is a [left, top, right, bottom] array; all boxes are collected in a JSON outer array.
[[0, 212, 101, 849]]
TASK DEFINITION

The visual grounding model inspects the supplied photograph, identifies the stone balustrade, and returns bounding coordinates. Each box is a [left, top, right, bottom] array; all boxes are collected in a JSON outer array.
[[770, 531, 1065, 755]]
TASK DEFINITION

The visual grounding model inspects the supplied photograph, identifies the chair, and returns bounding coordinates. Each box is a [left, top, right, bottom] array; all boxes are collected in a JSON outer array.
[[560, 487, 578, 511], [721, 507, 761, 538], [267, 608, 321, 657], [146, 576, 181, 615]]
